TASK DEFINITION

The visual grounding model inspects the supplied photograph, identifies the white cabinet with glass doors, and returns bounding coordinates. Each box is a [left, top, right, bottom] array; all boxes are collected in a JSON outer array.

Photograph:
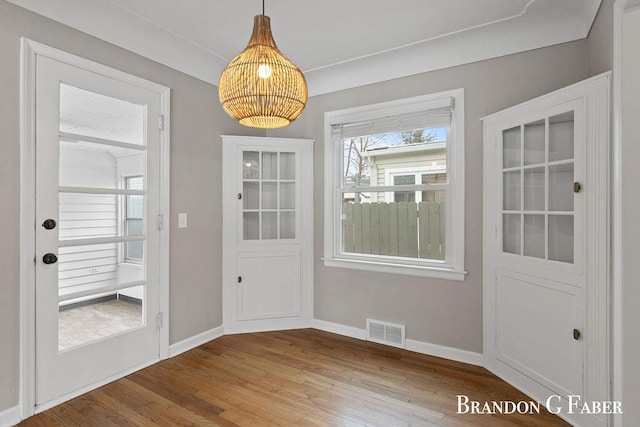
[[222, 136, 314, 334], [483, 73, 611, 427]]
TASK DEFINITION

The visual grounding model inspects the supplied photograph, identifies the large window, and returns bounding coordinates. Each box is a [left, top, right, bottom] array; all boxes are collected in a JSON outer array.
[[323, 90, 466, 280], [124, 176, 144, 263]]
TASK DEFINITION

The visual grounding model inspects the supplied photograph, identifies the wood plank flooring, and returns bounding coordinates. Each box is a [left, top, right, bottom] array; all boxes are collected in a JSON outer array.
[[20, 329, 569, 426]]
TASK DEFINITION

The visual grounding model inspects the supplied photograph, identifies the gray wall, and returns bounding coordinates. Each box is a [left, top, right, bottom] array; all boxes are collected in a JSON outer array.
[[269, 41, 589, 352], [0, 0, 260, 412], [622, 7, 640, 425], [588, 0, 614, 75]]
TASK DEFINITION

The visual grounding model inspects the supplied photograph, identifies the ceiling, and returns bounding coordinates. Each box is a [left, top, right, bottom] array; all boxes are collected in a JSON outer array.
[[8, 0, 602, 96]]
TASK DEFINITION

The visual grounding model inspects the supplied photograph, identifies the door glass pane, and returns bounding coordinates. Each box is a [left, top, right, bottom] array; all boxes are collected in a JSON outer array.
[[243, 212, 259, 240], [262, 212, 277, 239], [57, 241, 145, 350], [503, 171, 521, 211], [524, 120, 545, 165], [280, 152, 295, 180], [549, 112, 574, 162], [503, 214, 521, 255], [58, 284, 144, 351], [243, 151, 260, 179], [280, 183, 295, 209], [57, 83, 147, 352], [243, 182, 259, 209], [280, 212, 295, 239], [524, 214, 545, 259], [59, 192, 119, 241], [262, 182, 278, 209], [59, 84, 144, 145], [503, 126, 521, 168], [549, 215, 574, 263], [524, 167, 545, 211], [549, 163, 574, 211], [59, 141, 145, 189], [262, 152, 278, 180]]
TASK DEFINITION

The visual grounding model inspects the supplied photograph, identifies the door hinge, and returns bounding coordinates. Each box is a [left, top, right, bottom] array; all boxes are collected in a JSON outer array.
[[156, 214, 164, 231], [156, 312, 163, 329], [159, 115, 165, 131]]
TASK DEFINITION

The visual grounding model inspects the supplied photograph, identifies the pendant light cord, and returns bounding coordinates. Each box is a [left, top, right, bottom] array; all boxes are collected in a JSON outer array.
[[262, 0, 265, 16]]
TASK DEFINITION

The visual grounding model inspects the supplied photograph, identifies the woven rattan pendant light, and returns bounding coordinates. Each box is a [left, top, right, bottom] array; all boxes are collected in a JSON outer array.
[[218, 1, 307, 129]]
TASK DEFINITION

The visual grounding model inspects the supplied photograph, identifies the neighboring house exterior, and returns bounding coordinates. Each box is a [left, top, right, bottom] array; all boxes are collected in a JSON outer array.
[[364, 141, 447, 203]]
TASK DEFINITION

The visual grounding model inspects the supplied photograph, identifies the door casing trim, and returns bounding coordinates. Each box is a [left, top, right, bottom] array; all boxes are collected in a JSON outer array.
[[19, 38, 171, 420]]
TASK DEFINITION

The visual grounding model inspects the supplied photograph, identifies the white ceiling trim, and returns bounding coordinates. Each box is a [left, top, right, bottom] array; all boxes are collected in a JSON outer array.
[[7, 0, 601, 97]]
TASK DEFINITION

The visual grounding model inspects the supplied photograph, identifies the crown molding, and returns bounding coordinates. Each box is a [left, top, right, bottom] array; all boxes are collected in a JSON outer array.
[[6, 0, 601, 97]]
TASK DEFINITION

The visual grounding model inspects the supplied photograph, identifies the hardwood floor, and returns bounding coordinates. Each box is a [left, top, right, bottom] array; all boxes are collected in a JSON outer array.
[[20, 329, 569, 426]]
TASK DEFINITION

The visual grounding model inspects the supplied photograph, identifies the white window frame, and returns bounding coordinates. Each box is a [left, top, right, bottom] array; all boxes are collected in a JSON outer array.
[[123, 175, 144, 264], [323, 89, 466, 281]]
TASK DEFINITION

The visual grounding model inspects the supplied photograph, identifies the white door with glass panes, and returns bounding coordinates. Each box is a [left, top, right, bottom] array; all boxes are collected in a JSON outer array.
[[222, 136, 313, 334], [33, 55, 167, 406], [483, 73, 610, 425]]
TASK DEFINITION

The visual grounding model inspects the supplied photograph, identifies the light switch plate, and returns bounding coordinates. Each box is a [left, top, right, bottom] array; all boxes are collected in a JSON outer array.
[[178, 213, 188, 229]]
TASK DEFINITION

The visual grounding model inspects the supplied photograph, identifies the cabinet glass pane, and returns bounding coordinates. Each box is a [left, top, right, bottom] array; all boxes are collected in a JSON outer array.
[[524, 214, 545, 259], [243, 182, 259, 209], [549, 215, 573, 263], [503, 171, 521, 211], [262, 182, 278, 209], [524, 120, 545, 165], [262, 152, 278, 180], [243, 151, 260, 179], [243, 212, 259, 240], [549, 112, 574, 162], [262, 212, 277, 239], [524, 167, 545, 211], [503, 214, 521, 255], [280, 182, 295, 209], [280, 152, 295, 180], [549, 163, 574, 211], [280, 211, 295, 239], [503, 127, 521, 168]]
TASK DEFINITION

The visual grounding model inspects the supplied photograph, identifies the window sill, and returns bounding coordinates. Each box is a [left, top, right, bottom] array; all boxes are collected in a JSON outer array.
[[322, 257, 467, 281]]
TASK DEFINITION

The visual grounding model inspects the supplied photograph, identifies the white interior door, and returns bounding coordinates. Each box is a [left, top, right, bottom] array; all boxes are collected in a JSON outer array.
[[34, 55, 163, 406], [483, 73, 611, 426], [223, 136, 313, 334]]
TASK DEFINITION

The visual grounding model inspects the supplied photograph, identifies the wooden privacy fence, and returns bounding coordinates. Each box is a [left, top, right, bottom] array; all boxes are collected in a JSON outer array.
[[342, 201, 445, 260]]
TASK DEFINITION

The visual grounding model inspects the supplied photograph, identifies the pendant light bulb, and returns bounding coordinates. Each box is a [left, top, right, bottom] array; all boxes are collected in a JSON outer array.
[[258, 63, 272, 79]]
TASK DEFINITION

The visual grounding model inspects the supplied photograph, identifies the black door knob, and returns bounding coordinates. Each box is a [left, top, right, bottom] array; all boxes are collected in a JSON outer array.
[[42, 219, 57, 230], [42, 253, 58, 264]]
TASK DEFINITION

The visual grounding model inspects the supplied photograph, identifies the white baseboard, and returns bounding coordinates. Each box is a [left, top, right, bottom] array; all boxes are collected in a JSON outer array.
[[405, 339, 483, 366], [168, 325, 224, 358], [312, 319, 367, 340], [0, 405, 20, 427], [312, 319, 483, 367]]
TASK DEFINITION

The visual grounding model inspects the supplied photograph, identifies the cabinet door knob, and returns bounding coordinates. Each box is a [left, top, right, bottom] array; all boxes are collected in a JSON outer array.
[[573, 328, 581, 340], [574, 182, 581, 193]]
